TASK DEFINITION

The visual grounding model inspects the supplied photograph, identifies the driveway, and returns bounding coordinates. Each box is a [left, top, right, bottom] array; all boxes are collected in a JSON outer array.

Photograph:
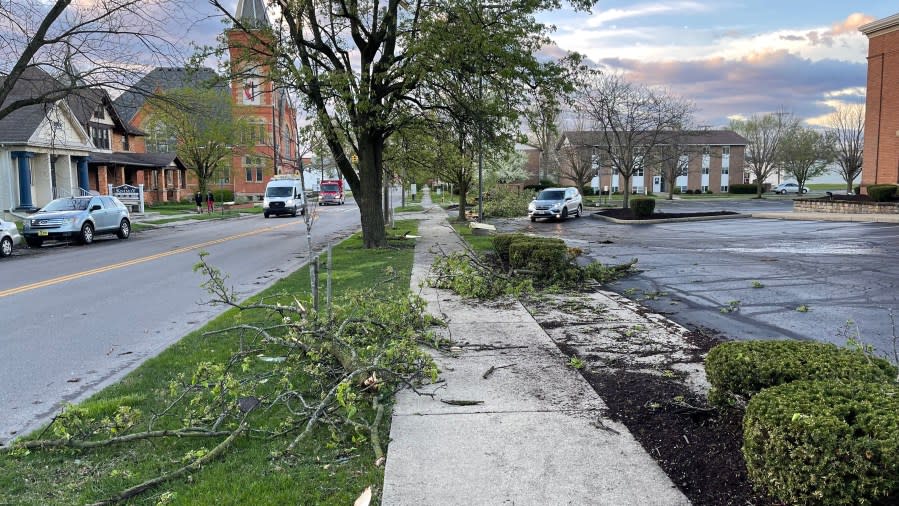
[[494, 199, 899, 357]]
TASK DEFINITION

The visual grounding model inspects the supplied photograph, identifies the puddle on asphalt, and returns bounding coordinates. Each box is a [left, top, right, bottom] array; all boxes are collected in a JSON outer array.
[[719, 241, 876, 255]]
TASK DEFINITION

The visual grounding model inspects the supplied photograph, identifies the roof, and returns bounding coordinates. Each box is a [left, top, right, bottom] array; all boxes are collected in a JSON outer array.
[[88, 151, 184, 169], [559, 130, 748, 150], [0, 67, 65, 143], [235, 0, 270, 28], [67, 87, 145, 136], [112, 67, 222, 124], [859, 13, 899, 37]]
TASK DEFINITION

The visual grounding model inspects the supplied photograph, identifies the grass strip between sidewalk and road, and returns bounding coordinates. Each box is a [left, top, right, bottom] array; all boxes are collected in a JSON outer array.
[[450, 221, 494, 254], [0, 220, 419, 505]]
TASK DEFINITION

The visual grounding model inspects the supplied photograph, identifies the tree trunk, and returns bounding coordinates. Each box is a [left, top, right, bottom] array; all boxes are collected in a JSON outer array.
[[357, 133, 387, 248], [755, 179, 763, 199], [457, 185, 467, 221], [621, 177, 631, 209]]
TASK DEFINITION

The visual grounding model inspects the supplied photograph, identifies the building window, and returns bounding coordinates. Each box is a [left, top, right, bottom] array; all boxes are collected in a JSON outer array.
[[245, 167, 253, 182], [701, 185, 709, 193], [122, 135, 130, 151], [165, 170, 173, 187], [245, 120, 267, 145], [722, 146, 730, 156], [147, 122, 176, 153], [721, 166, 729, 175], [701, 167, 709, 175], [245, 155, 265, 182], [635, 168, 644, 177], [91, 126, 110, 149], [679, 185, 688, 192], [93, 107, 105, 120], [702, 145, 710, 155], [721, 185, 729, 192], [256, 167, 264, 181], [611, 186, 619, 193]]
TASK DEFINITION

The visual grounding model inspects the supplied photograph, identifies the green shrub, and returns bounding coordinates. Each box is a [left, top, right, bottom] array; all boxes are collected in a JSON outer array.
[[211, 189, 234, 202], [866, 184, 897, 202], [484, 187, 535, 218], [705, 340, 897, 406], [673, 187, 682, 194], [630, 197, 655, 218], [507, 236, 573, 281], [743, 380, 899, 505], [854, 185, 861, 195], [493, 233, 527, 264], [729, 183, 758, 194]]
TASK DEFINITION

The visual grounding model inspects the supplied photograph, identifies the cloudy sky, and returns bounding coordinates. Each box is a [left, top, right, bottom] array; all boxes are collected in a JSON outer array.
[[191, 1, 892, 128], [539, 1, 893, 127]]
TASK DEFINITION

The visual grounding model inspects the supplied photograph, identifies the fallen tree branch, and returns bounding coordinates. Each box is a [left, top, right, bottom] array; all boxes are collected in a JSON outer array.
[[88, 420, 247, 506], [1, 428, 232, 453]]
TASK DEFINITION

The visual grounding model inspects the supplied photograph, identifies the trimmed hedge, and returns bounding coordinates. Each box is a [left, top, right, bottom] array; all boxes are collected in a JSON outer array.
[[744, 380, 899, 505], [866, 184, 897, 202], [705, 340, 897, 406], [508, 237, 569, 279], [630, 197, 655, 218], [493, 233, 526, 264], [729, 183, 758, 194]]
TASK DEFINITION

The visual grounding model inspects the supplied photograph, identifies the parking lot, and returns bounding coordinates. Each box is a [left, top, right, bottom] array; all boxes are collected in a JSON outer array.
[[495, 199, 899, 357]]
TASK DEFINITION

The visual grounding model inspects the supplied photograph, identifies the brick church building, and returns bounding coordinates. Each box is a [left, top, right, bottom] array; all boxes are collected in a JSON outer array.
[[860, 13, 899, 188]]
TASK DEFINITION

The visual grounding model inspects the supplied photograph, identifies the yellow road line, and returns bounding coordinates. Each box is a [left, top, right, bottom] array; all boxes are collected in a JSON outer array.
[[0, 221, 298, 299]]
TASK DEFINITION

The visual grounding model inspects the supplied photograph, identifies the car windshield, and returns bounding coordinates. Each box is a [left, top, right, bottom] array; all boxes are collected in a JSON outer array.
[[266, 186, 293, 197], [321, 184, 339, 192], [41, 198, 90, 212], [536, 190, 565, 201]]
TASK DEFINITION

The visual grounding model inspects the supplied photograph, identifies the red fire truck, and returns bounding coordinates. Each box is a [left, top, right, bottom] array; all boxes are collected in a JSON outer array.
[[318, 179, 345, 205]]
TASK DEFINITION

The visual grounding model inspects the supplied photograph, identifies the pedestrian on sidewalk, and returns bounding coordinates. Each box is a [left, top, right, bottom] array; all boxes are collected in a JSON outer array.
[[195, 191, 203, 213], [206, 191, 214, 213]]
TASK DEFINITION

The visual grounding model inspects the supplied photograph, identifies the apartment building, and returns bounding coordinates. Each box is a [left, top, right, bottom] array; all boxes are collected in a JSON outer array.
[[860, 13, 899, 188]]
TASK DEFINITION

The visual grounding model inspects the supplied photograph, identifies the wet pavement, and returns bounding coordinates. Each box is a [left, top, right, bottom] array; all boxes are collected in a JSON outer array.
[[493, 199, 899, 357]]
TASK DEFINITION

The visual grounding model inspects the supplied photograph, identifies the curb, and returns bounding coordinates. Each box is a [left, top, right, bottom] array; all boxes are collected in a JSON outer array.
[[589, 212, 752, 225], [750, 212, 899, 223]]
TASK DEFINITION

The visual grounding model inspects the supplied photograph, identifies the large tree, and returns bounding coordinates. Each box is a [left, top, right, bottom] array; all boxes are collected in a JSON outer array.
[[730, 111, 799, 198], [523, 86, 562, 183], [823, 103, 865, 194], [147, 88, 247, 195], [779, 125, 833, 194], [0, 0, 185, 121], [575, 74, 692, 208], [210, 0, 595, 247]]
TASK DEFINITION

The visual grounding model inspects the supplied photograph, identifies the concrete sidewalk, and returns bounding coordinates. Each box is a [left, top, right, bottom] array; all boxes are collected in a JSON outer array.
[[382, 191, 688, 505]]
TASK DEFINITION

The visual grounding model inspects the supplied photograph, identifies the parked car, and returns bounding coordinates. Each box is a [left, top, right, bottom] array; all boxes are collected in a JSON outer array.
[[528, 187, 583, 222], [1, 218, 23, 257], [23, 196, 131, 247], [772, 182, 808, 195]]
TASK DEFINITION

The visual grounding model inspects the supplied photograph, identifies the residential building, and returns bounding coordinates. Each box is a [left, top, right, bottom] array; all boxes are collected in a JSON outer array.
[[556, 130, 747, 194], [0, 68, 94, 216], [860, 13, 899, 188]]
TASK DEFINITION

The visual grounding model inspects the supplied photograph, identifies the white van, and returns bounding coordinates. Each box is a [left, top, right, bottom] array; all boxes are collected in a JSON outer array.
[[263, 176, 306, 218]]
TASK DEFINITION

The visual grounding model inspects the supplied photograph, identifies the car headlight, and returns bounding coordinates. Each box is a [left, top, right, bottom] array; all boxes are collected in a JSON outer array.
[[551, 203, 561, 210], [528, 203, 535, 211]]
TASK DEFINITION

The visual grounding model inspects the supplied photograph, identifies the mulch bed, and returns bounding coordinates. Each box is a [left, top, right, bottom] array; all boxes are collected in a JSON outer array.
[[597, 209, 739, 220], [561, 331, 782, 506]]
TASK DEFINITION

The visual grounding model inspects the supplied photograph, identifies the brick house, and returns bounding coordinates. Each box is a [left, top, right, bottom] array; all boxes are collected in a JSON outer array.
[[860, 13, 899, 188], [556, 130, 747, 194]]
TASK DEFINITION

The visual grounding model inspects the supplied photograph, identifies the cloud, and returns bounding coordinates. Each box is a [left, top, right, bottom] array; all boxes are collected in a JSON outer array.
[[828, 12, 876, 36], [599, 50, 866, 127], [780, 34, 806, 42], [585, 1, 710, 28]]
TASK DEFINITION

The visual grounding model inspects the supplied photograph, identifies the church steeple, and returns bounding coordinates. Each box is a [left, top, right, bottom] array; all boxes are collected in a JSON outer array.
[[235, 0, 270, 28]]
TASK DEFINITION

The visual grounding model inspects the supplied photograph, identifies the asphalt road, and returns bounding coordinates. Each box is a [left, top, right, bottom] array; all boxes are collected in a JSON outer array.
[[0, 198, 384, 444], [496, 197, 899, 358]]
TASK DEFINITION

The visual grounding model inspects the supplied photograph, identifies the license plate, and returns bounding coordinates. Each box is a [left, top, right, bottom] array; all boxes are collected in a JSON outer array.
[[38, 231, 48, 236]]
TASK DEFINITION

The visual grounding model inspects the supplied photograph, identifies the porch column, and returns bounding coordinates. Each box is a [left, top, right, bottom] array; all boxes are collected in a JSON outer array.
[[12, 151, 35, 211], [116, 165, 125, 185], [74, 156, 90, 193], [97, 166, 109, 194]]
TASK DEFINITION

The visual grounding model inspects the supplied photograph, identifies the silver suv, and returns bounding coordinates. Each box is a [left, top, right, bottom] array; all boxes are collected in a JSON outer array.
[[23, 196, 131, 247], [1, 218, 22, 257], [528, 187, 583, 222]]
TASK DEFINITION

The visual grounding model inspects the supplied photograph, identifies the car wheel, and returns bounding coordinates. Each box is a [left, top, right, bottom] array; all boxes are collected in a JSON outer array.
[[576, 205, 582, 217], [530, 216, 536, 222], [80, 222, 94, 245], [291, 207, 298, 217], [802, 189, 808, 194], [561, 207, 569, 220], [25, 237, 42, 248], [0, 236, 12, 257], [116, 219, 131, 239], [264, 212, 270, 218]]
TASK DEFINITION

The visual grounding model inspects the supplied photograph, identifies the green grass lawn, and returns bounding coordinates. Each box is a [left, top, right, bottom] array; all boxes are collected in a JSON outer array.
[[395, 204, 423, 213], [451, 221, 494, 254], [0, 221, 419, 505]]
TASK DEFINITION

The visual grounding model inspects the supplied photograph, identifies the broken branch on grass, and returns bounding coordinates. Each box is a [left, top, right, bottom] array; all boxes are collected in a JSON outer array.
[[440, 399, 484, 406], [2, 427, 233, 453]]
